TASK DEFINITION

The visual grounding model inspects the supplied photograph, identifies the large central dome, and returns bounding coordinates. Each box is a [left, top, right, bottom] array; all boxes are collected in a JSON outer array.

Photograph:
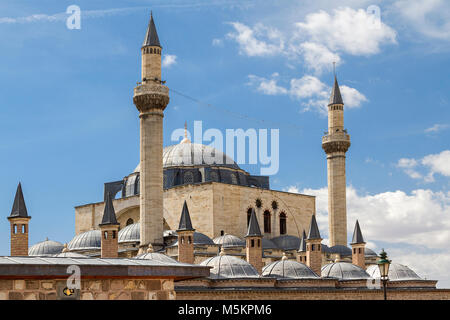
[[134, 142, 240, 171]]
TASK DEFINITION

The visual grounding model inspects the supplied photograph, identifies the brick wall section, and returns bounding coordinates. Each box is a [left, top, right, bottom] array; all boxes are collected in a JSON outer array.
[[0, 279, 175, 300], [306, 239, 322, 276], [178, 231, 195, 264], [100, 225, 119, 258], [351, 244, 366, 269], [9, 218, 30, 256], [246, 237, 263, 274]]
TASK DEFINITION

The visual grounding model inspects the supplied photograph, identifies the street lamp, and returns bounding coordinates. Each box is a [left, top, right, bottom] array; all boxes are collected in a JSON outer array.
[[377, 249, 391, 300]]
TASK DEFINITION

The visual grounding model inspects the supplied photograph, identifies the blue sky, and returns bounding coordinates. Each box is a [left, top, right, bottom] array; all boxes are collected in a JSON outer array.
[[0, 1, 449, 286]]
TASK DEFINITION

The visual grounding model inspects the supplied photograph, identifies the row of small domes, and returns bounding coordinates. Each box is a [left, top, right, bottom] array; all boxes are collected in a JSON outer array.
[[51, 223, 377, 256], [28, 234, 421, 281]]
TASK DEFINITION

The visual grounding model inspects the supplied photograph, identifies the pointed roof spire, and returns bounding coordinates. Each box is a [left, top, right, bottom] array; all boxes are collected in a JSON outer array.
[[178, 200, 194, 231], [298, 230, 307, 252], [99, 193, 119, 226], [246, 208, 262, 237], [307, 215, 321, 240], [351, 220, 365, 244], [328, 75, 344, 106], [8, 183, 30, 219], [143, 12, 161, 48]]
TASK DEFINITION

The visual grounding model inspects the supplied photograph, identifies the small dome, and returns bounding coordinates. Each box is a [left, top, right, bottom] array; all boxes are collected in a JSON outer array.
[[134, 142, 240, 172], [68, 230, 101, 251], [118, 223, 140, 243], [262, 238, 278, 250], [321, 244, 330, 253], [365, 248, 378, 257], [53, 252, 88, 258], [29, 239, 64, 256], [213, 234, 245, 248], [321, 262, 371, 280], [328, 245, 352, 257], [271, 235, 300, 251], [134, 252, 179, 264], [171, 232, 215, 246], [262, 259, 318, 279], [366, 263, 421, 281], [200, 255, 259, 279]]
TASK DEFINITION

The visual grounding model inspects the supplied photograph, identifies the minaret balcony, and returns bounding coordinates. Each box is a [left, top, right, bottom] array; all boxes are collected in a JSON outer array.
[[322, 131, 351, 154], [133, 82, 170, 112]]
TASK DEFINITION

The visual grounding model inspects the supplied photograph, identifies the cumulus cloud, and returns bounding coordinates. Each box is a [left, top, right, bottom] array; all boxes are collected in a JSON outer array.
[[226, 22, 284, 57], [296, 42, 341, 74], [393, 0, 450, 40], [247, 74, 366, 114], [162, 54, 177, 68], [397, 150, 450, 182], [286, 184, 450, 287], [294, 7, 397, 56]]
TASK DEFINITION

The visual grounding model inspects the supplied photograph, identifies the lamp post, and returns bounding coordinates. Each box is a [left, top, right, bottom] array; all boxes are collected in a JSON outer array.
[[377, 249, 391, 300]]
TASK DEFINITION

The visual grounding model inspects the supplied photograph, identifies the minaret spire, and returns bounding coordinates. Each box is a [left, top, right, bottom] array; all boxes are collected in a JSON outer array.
[[143, 12, 161, 48]]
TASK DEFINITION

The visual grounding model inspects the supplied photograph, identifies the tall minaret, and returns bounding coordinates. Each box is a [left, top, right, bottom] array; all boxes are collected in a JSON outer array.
[[322, 75, 351, 247], [133, 13, 169, 253]]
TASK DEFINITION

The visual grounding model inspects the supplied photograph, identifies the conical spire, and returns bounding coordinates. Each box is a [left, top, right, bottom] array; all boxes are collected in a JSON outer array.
[[351, 220, 365, 244], [298, 230, 307, 252], [143, 12, 161, 48], [8, 183, 29, 219], [99, 193, 118, 226], [307, 215, 321, 240], [246, 208, 262, 237], [178, 200, 194, 231], [328, 75, 344, 106]]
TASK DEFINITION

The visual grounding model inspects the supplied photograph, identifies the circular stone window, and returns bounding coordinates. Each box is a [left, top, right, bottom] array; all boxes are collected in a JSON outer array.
[[255, 198, 262, 208], [271, 201, 278, 210]]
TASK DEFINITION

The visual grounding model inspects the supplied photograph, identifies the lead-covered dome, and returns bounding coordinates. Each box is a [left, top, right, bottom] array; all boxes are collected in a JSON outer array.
[[29, 239, 64, 256], [213, 234, 245, 248], [171, 231, 215, 246], [134, 252, 179, 264], [118, 223, 140, 243], [262, 259, 319, 279], [68, 230, 101, 251], [271, 235, 300, 251], [328, 245, 352, 257], [200, 254, 260, 279], [134, 142, 240, 171], [262, 238, 278, 250], [366, 263, 421, 281], [321, 262, 371, 280]]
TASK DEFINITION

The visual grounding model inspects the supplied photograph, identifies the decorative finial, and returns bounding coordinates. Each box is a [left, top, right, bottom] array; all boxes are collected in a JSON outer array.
[[219, 247, 226, 256], [147, 244, 154, 253], [45, 237, 48, 241], [281, 252, 288, 261], [62, 243, 69, 253], [184, 121, 187, 139], [334, 257, 341, 263], [333, 61, 336, 77]]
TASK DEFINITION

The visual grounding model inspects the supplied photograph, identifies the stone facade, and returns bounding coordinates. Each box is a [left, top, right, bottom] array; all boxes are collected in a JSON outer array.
[[178, 230, 195, 264], [352, 243, 366, 269], [306, 239, 322, 276], [75, 182, 315, 241], [246, 237, 263, 274], [0, 278, 175, 300], [100, 225, 119, 258]]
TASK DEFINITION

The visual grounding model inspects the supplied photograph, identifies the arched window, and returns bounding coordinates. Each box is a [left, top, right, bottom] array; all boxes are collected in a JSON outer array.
[[184, 171, 194, 184], [247, 208, 253, 226], [126, 218, 134, 226], [230, 173, 238, 185], [210, 171, 219, 182], [263, 210, 271, 233], [279, 212, 287, 235]]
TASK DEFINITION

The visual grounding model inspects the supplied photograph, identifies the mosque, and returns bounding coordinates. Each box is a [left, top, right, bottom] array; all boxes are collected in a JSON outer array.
[[1, 13, 449, 300]]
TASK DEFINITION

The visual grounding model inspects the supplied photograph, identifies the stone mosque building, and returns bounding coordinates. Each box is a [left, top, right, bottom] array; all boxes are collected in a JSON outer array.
[[1, 13, 449, 300]]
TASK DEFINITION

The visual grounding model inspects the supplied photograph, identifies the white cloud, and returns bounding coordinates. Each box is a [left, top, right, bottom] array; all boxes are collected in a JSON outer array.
[[226, 22, 284, 57], [297, 42, 341, 74], [247, 73, 366, 114], [287, 184, 450, 287], [162, 54, 177, 68], [425, 123, 449, 133], [397, 150, 450, 182], [295, 7, 397, 56], [212, 38, 224, 47], [393, 0, 450, 40]]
